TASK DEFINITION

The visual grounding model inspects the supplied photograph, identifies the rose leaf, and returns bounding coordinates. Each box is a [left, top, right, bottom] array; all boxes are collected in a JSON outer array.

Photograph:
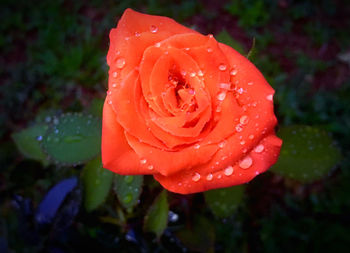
[[114, 175, 143, 211], [204, 185, 245, 218], [82, 156, 113, 212], [143, 190, 168, 238], [12, 123, 49, 166], [41, 113, 101, 165], [271, 125, 342, 183]]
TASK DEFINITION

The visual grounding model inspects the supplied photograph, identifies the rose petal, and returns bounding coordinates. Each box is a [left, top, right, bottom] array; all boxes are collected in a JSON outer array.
[[154, 134, 282, 194]]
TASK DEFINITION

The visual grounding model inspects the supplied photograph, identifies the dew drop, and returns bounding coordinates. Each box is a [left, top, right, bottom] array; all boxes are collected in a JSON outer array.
[[239, 156, 253, 169], [237, 88, 244, 94], [217, 92, 226, 101], [197, 70, 204, 76], [116, 58, 126, 69], [217, 174, 222, 179], [124, 176, 134, 183], [192, 172, 201, 182], [247, 81, 253, 85], [206, 173, 213, 181], [194, 143, 200, 149], [254, 144, 264, 153], [249, 134, 254, 140], [266, 94, 273, 101], [108, 100, 112, 105], [218, 64, 227, 71], [155, 42, 161, 47], [219, 83, 230, 89], [123, 194, 133, 203], [240, 115, 249, 125], [147, 165, 154, 170], [150, 25, 158, 33], [230, 69, 237, 76], [224, 166, 234, 176], [236, 124, 243, 132], [207, 47, 213, 53], [240, 140, 245, 145], [190, 72, 196, 77], [112, 72, 118, 78], [112, 83, 117, 88], [135, 31, 141, 37], [140, 158, 147, 164], [218, 141, 226, 148]]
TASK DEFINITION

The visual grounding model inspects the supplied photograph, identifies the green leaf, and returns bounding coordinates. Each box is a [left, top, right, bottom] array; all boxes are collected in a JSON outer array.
[[82, 156, 113, 212], [12, 124, 49, 166], [87, 98, 104, 118], [176, 216, 215, 253], [271, 125, 342, 183], [204, 185, 245, 218], [42, 113, 101, 165], [216, 29, 245, 54], [246, 37, 256, 60], [114, 175, 143, 211], [143, 190, 168, 238]]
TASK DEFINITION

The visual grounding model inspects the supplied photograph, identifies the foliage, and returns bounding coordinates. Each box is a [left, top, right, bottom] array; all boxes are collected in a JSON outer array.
[[1, 0, 350, 252]]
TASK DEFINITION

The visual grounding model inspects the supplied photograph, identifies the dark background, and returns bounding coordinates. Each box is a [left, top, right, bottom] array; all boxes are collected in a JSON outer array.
[[1, 0, 350, 252]]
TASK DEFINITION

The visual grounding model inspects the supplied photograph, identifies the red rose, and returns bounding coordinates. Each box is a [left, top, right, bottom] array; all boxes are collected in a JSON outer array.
[[102, 9, 282, 194]]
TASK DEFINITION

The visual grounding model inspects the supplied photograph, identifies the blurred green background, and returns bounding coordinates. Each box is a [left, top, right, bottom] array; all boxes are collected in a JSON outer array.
[[1, 0, 350, 252]]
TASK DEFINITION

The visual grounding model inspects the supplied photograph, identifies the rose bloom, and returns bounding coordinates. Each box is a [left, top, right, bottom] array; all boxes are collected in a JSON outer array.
[[102, 9, 282, 194]]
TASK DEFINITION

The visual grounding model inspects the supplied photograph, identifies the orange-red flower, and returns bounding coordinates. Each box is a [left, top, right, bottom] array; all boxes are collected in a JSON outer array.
[[102, 9, 282, 194]]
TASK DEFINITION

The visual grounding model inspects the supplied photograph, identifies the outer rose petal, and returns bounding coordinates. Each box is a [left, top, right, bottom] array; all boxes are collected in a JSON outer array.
[[101, 100, 155, 175]]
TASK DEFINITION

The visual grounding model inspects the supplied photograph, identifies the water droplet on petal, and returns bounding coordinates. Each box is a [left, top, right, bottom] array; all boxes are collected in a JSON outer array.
[[217, 92, 226, 101], [247, 81, 253, 85], [236, 124, 243, 132], [240, 140, 245, 145], [140, 158, 147, 164], [218, 64, 227, 71], [116, 58, 126, 69], [147, 165, 154, 170], [194, 144, 200, 149], [135, 31, 141, 37], [239, 156, 253, 169], [155, 42, 161, 47], [190, 72, 196, 77], [219, 83, 231, 89], [112, 83, 117, 88], [218, 141, 226, 148], [207, 48, 213, 53], [112, 72, 118, 78], [254, 144, 264, 153], [224, 166, 234, 176], [249, 134, 254, 140], [192, 172, 201, 182], [206, 173, 213, 181], [197, 70, 204, 76], [230, 69, 237, 76], [150, 25, 158, 33], [108, 100, 112, 105], [240, 115, 249, 125], [266, 94, 273, 101]]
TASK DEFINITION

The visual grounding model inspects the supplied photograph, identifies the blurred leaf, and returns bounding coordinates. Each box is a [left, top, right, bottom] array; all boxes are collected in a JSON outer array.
[[87, 98, 104, 118], [246, 37, 256, 60], [42, 113, 101, 165], [216, 29, 245, 54], [35, 177, 77, 225], [114, 175, 143, 211], [204, 185, 245, 218], [83, 156, 113, 212], [176, 216, 215, 253], [271, 125, 342, 183], [12, 124, 49, 166], [143, 191, 168, 238]]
